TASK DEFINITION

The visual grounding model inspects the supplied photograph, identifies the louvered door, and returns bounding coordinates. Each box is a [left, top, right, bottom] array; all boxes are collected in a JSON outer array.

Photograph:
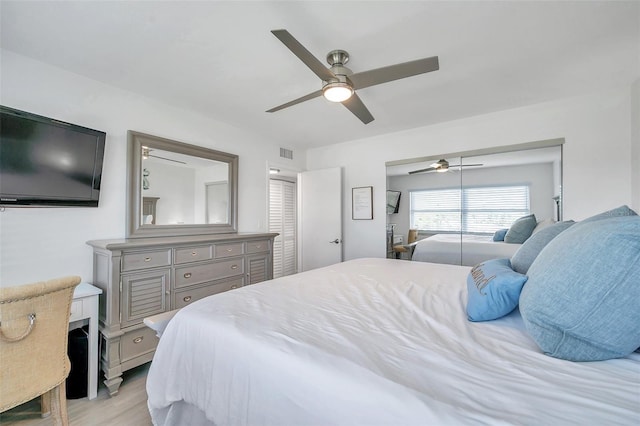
[[120, 269, 170, 328], [269, 179, 297, 278]]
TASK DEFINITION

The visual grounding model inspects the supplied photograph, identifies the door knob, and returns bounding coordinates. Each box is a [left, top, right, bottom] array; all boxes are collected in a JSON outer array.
[[329, 239, 340, 244]]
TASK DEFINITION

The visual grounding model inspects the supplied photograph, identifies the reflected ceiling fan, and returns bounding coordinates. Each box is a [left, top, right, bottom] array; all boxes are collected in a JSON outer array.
[[266, 29, 439, 124], [142, 147, 187, 165], [408, 159, 483, 174]]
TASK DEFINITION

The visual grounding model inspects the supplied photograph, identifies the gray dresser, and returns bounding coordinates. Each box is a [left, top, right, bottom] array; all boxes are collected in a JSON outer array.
[[87, 232, 277, 396]]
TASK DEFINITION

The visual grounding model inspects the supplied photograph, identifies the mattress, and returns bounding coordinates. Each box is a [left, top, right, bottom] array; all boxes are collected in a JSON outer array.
[[147, 258, 640, 425], [411, 233, 521, 266]]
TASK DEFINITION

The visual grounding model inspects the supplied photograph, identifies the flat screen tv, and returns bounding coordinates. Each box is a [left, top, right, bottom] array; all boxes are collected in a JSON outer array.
[[0, 106, 106, 207], [386, 190, 401, 214]]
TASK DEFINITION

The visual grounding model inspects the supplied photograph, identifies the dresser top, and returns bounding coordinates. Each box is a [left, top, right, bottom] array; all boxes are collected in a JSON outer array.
[[87, 232, 278, 250]]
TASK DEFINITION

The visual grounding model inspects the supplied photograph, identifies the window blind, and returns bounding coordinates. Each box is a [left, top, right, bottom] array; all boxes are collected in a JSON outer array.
[[410, 185, 530, 234]]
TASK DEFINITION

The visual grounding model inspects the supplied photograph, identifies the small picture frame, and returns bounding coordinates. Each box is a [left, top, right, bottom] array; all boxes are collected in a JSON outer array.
[[352, 186, 373, 220]]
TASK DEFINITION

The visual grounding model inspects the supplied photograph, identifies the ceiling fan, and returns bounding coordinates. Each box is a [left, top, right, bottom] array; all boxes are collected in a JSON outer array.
[[266, 29, 439, 124], [142, 147, 186, 165], [408, 159, 483, 174]]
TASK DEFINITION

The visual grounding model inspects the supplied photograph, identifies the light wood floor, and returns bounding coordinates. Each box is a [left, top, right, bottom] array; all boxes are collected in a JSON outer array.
[[0, 363, 153, 426]]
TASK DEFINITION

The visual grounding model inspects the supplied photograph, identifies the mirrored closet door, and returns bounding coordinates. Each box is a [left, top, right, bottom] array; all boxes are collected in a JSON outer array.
[[386, 143, 562, 266]]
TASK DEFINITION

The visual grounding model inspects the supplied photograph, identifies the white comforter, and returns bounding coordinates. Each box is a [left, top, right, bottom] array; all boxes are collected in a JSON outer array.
[[147, 258, 640, 425], [411, 233, 521, 266]]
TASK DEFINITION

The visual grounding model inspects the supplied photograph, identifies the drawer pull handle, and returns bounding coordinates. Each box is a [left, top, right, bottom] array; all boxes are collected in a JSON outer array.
[[183, 296, 192, 302], [133, 336, 144, 344], [226, 248, 233, 252], [144, 257, 151, 262], [255, 245, 261, 249], [230, 285, 238, 289], [191, 251, 197, 256], [184, 272, 192, 279], [231, 264, 238, 270]]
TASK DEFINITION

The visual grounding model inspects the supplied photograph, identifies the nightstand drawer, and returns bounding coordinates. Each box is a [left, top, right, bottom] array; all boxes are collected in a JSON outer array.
[[69, 300, 83, 322]]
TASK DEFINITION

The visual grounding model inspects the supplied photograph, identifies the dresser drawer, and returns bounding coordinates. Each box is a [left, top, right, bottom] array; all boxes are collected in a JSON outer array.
[[122, 249, 171, 272], [174, 277, 244, 309], [246, 240, 269, 254], [174, 245, 213, 264], [175, 258, 244, 289], [120, 326, 159, 363], [214, 243, 244, 258]]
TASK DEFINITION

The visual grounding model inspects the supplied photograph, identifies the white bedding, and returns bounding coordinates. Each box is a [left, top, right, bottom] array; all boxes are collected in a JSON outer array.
[[147, 258, 640, 425], [411, 233, 521, 266]]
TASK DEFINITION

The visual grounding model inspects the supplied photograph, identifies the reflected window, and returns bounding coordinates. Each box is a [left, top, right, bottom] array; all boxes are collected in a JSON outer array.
[[410, 185, 530, 234]]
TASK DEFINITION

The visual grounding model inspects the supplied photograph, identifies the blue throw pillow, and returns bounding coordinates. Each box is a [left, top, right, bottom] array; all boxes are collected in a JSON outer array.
[[580, 205, 637, 224], [492, 228, 508, 242], [504, 214, 537, 244], [519, 216, 640, 361], [466, 258, 528, 322], [510, 221, 575, 274]]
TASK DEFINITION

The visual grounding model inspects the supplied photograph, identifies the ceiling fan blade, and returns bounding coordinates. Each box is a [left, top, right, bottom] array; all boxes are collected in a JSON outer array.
[[349, 56, 439, 90], [341, 93, 374, 124], [408, 167, 437, 175], [449, 163, 483, 168], [271, 29, 336, 82], [266, 90, 323, 113], [148, 154, 186, 165]]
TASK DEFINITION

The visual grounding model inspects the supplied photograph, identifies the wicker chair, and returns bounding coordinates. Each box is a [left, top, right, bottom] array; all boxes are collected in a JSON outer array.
[[0, 276, 81, 425]]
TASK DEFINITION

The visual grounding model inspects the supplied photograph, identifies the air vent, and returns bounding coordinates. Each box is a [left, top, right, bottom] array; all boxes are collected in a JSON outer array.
[[280, 148, 293, 160]]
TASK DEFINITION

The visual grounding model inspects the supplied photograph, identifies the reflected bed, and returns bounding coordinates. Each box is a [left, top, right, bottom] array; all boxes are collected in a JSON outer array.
[[146, 258, 639, 425], [410, 233, 521, 266]]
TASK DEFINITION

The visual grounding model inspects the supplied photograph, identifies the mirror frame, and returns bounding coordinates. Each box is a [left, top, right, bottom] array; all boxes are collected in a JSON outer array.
[[126, 131, 238, 238]]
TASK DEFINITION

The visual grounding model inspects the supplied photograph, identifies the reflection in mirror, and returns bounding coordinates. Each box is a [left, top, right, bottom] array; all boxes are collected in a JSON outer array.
[[141, 149, 229, 226], [386, 142, 562, 266], [127, 131, 238, 238]]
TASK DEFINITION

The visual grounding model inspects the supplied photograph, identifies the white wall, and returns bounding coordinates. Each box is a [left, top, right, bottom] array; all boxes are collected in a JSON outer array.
[[632, 79, 640, 211], [0, 50, 304, 286], [307, 87, 634, 261], [143, 160, 195, 225]]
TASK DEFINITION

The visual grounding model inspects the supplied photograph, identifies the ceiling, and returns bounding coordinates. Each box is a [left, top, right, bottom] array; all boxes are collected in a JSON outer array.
[[1, 1, 638, 150]]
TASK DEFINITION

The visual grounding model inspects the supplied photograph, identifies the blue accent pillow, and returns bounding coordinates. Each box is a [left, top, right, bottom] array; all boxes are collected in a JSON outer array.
[[580, 205, 637, 224], [504, 214, 537, 244], [510, 220, 575, 274], [519, 216, 640, 361], [466, 258, 528, 322], [492, 228, 508, 242]]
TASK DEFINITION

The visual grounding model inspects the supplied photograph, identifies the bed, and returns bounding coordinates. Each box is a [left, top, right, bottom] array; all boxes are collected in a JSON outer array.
[[410, 233, 521, 266], [146, 257, 640, 425]]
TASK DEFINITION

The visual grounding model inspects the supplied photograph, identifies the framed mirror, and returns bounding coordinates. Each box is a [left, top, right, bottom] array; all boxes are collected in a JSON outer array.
[[127, 131, 238, 238]]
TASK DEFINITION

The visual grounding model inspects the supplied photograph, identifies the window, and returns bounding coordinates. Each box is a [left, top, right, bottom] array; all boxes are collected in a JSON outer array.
[[410, 185, 530, 234]]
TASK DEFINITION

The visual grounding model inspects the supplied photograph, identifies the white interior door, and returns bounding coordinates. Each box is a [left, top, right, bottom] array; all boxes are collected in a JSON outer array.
[[298, 167, 343, 271]]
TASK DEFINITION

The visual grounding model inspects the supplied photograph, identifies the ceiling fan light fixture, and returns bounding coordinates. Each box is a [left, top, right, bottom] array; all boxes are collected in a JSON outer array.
[[436, 166, 449, 173], [322, 82, 353, 103]]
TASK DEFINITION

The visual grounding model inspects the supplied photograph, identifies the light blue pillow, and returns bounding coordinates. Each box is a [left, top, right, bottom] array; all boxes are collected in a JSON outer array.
[[504, 214, 537, 244], [492, 228, 508, 242], [519, 216, 640, 361], [466, 258, 528, 322], [510, 220, 575, 274], [580, 205, 637, 224]]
